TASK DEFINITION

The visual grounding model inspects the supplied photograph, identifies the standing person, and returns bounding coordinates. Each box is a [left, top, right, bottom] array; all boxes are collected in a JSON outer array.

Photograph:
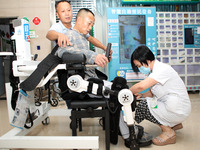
[[121, 45, 191, 146], [46, 0, 108, 52]]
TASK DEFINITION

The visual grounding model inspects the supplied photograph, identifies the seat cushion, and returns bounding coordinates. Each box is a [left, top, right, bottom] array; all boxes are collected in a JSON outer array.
[[70, 99, 107, 109]]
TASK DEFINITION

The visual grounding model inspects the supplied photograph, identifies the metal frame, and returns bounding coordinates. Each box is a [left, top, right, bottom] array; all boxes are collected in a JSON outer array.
[[0, 15, 100, 150], [0, 127, 98, 150], [0, 58, 99, 150]]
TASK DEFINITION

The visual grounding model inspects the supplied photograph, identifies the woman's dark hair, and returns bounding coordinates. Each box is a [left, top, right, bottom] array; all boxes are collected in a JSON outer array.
[[131, 46, 155, 73]]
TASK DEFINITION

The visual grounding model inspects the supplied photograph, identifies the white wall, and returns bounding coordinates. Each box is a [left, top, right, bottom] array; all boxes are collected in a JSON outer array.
[[94, 10, 108, 75], [0, 0, 52, 60]]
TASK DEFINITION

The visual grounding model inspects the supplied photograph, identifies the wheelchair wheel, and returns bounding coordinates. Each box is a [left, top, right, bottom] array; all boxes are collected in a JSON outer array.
[[99, 118, 103, 127], [42, 117, 50, 125], [50, 98, 58, 107]]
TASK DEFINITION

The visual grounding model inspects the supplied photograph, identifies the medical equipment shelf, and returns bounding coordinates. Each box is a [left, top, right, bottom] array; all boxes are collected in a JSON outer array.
[[156, 12, 200, 91]]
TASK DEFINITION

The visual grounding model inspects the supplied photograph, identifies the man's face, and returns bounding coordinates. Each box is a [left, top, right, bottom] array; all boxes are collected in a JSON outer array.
[[78, 13, 95, 35], [56, 2, 73, 25]]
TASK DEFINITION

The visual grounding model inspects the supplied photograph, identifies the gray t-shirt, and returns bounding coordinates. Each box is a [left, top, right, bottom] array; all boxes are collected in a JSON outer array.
[[56, 29, 98, 79], [49, 20, 90, 46]]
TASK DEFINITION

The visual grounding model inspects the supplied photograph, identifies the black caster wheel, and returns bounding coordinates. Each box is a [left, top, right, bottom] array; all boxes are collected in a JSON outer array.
[[50, 98, 58, 107], [42, 117, 50, 125]]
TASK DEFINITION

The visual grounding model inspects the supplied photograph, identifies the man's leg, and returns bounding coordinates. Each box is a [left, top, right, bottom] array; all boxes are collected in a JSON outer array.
[[119, 100, 153, 148], [119, 111, 131, 139]]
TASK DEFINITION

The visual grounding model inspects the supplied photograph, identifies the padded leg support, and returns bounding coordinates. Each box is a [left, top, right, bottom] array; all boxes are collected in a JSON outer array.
[[109, 77, 129, 145], [20, 54, 61, 91]]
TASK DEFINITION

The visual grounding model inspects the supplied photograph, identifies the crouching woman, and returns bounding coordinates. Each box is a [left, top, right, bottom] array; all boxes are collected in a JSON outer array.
[[130, 45, 191, 146]]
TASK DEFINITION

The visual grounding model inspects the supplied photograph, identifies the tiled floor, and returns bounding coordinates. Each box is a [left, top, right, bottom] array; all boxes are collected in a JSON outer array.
[[0, 92, 200, 150]]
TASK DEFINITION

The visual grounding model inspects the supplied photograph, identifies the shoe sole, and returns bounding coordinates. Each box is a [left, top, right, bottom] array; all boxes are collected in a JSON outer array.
[[125, 140, 152, 148], [153, 135, 176, 146], [139, 140, 152, 147]]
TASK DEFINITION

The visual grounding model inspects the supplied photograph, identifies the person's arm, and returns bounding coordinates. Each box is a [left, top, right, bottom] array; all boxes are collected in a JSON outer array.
[[142, 90, 153, 98], [46, 30, 59, 41], [94, 54, 109, 68], [46, 30, 72, 47], [130, 77, 158, 94], [87, 35, 113, 61], [135, 90, 153, 99], [87, 36, 106, 51], [57, 46, 108, 68]]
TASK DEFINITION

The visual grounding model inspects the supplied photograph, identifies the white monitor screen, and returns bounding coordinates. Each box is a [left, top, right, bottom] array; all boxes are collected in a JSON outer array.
[[119, 15, 146, 64]]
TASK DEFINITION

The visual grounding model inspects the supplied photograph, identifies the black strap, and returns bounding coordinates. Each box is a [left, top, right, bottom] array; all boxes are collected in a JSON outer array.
[[51, 44, 59, 55], [109, 76, 128, 145], [95, 69, 107, 80], [20, 45, 61, 91], [24, 109, 33, 129], [87, 81, 93, 93], [11, 90, 19, 110], [97, 84, 103, 95], [9, 54, 20, 110], [78, 91, 89, 100], [136, 125, 144, 142]]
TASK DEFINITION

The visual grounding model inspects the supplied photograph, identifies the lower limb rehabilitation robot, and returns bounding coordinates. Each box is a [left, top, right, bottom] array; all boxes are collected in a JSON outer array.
[[67, 75, 140, 150]]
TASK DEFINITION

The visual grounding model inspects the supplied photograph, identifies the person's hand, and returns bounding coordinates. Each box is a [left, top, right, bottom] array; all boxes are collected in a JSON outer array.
[[135, 93, 143, 100], [94, 54, 109, 68], [104, 46, 113, 62], [57, 33, 72, 47], [107, 49, 113, 62]]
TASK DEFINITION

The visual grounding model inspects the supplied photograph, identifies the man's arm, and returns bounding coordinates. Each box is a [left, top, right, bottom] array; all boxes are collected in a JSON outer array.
[[46, 30, 59, 41], [58, 46, 108, 68], [87, 36, 106, 51], [87, 36, 113, 61], [46, 30, 72, 47]]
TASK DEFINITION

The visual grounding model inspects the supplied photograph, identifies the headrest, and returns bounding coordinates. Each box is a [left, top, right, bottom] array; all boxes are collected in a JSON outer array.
[[61, 52, 86, 64]]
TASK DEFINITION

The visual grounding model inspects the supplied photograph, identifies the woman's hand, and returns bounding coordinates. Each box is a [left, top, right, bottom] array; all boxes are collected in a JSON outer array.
[[135, 93, 143, 100]]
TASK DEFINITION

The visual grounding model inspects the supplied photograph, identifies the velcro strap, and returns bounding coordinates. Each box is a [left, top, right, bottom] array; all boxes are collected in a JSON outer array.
[[87, 81, 93, 93], [136, 125, 144, 141], [97, 84, 103, 95]]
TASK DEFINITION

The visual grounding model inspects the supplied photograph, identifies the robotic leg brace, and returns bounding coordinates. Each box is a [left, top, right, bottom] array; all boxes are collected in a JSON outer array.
[[67, 75, 140, 150]]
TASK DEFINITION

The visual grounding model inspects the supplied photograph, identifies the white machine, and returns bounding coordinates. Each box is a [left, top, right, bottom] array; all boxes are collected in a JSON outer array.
[[67, 74, 134, 126], [0, 18, 139, 150], [0, 18, 98, 150], [67, 75, 139, 150]]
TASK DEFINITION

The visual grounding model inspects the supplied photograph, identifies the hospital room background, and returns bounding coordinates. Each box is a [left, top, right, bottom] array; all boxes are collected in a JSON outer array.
[[0, 0, 200, 150]]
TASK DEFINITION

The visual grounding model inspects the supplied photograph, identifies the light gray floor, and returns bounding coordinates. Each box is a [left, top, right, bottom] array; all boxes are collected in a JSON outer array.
[[0, 92, 200, 150]]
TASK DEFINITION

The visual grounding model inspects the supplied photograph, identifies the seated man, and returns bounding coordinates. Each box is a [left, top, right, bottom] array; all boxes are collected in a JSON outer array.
[[55, 8, 109, 80]]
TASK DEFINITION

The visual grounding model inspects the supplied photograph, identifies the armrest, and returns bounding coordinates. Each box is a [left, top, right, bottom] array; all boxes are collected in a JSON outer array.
[[61, 52, 86, 64]]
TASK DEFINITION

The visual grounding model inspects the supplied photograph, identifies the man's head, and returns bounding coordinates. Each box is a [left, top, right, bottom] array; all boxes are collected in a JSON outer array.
[[74, 8, 95, 35], [56, 0, 73, 26]]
